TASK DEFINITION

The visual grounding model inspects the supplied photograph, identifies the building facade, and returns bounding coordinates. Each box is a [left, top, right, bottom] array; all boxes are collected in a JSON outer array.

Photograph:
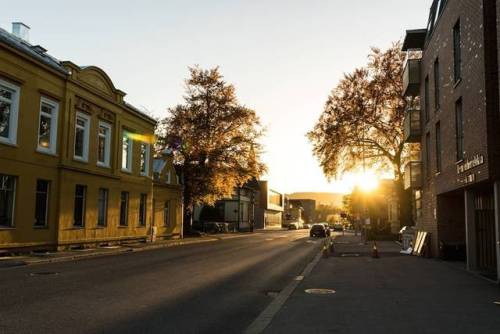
[[193, 180, 259, 232], [0, 23, 182, 250], [254, 181, 284, 229], [402, 0, 500, 281]]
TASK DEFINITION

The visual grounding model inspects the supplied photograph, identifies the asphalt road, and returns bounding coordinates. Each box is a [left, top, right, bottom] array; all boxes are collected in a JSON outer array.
[[0, 229, 322, 334]]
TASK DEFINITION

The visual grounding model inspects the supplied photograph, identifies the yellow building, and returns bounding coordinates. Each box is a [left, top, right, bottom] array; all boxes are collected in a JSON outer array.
[[0, 23, 182, 250]]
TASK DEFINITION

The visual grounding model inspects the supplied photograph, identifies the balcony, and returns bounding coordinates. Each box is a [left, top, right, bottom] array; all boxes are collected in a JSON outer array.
[[402, 58, 421, 97], [403, 109, 421, 143], [404, 161, 422, 190]]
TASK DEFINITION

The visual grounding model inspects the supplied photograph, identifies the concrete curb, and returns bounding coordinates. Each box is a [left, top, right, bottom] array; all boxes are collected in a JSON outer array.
[[2, 234, 256, 267]]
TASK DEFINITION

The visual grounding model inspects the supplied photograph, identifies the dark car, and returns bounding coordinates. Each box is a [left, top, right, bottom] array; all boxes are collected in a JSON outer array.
[[310, 223, 328, 238], [332, 223, 344, 232]]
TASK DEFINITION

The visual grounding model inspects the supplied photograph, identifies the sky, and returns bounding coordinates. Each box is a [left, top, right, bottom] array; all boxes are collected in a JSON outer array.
[[2, 0, 432, 194]]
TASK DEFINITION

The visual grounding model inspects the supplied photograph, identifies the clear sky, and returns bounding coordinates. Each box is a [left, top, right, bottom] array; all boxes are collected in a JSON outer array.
[[2, 0, 432, 194]]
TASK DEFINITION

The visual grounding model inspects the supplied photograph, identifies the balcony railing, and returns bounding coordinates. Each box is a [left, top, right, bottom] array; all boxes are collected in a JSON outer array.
[[404, 161, 423, 190], [403, 109, 421, 143], [402, 58, 421, 97]]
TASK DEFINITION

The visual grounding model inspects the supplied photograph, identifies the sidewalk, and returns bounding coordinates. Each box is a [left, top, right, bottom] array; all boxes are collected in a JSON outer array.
[[0, 232, 258, 268], [263, 235, 500, 334]]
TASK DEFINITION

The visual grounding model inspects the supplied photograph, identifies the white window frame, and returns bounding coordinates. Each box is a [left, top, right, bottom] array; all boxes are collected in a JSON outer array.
[[121, 130, 133, 173], [0, 79, 21, 146], [36, 97, 59, 155], [97, 121, 112, 168], [166, 170, 171, 184], [73, 112, 90, 162], [140, 142, 150, 176]]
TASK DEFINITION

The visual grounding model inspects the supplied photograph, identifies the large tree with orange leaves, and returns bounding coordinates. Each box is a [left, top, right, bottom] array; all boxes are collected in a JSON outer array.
[[308, 43, 414, 226], [156, 67, 266, 231]]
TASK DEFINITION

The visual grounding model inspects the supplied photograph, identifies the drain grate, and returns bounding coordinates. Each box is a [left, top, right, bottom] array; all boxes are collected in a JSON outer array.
[[29, 271, 59, 277], [305, 288, 336, 295]]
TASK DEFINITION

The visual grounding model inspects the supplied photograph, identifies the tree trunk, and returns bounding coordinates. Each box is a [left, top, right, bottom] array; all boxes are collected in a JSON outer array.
[[394, 178, 412, 229], [183, 194, 193, 235]]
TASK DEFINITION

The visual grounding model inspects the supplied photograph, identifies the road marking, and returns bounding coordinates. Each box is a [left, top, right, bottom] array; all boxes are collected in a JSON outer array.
[[244, 249, 323, 334], [294, 275, 304, 281]]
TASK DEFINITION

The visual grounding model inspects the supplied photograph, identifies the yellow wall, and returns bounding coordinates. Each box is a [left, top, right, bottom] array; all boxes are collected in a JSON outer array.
[[0, 41, 65, 249], [0, 39, 182, 250]]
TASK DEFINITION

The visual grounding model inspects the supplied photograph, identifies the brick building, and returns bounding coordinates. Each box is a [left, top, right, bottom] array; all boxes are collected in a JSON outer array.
[[402, 0, 500, 281]]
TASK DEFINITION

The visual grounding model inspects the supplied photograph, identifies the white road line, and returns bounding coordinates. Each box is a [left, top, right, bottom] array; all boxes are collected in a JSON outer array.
[[243, 250, 323, 334]]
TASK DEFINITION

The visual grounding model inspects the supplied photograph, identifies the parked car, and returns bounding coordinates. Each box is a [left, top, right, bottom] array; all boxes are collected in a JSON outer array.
[[333, 223, 344, 232], [310, 223, 329, 238], [288, 221, 304, 230], [319, 222, 331, 236]]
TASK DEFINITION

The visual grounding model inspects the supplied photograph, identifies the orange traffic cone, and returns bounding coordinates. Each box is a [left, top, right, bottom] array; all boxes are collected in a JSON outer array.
[[372, 242, 379, 258]]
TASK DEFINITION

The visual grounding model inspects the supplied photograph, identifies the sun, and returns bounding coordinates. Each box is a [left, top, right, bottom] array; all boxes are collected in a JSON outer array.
[[356, 170, 379, 192], [333, 169, 381, 194]]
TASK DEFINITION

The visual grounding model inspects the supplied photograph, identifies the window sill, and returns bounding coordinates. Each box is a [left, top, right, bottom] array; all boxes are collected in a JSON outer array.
[[69, 226, 85, 230], [33, 225, 49, 230], [0, 226, 16, 230], [121, 169, 132, 174], [453, 78, 462, 89], [455, 159, 464, 165], [36, 148, 57, 156], [0, 139, 17, 147], [73, 156, 89, 164], [118, 225, 128, 228], [97, 163, 111, 169], [95, 226, 107, 229], [137, 225, 146, 228]]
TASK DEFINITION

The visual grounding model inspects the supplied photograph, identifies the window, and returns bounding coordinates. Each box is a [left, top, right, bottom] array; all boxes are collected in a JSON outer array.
[[34, 180, 49, 227], [140, 143, 150, 176], [455, 99, 464, 161], [166, 170, 171, 184], [74, 113, 90, 161], [0, 174, 16, 227], [425, 132, 431, 179], [434, 58, 440, 111], [120, 191, 129, 226], [163, 201, 170, 226], [97, 122, 111, 167], [453, 19, 462, 83], [435, 122, 441, 173], [97, 188, 108, 227], [37, 97, 59, 154], [139, 194, 147, 226], [424, 76, 430, 122], [0, 79, 20, 145], [73, 185, 86, 227], [121, 131, 132, 172]]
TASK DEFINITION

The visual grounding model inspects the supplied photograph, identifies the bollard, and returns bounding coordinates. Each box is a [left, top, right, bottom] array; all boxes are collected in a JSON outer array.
[[322, 242, 329, 258], [372, 241, 379, 258]]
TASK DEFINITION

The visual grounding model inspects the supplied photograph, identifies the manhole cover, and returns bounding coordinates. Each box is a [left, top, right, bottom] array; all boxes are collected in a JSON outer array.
[[341, 253, 360, 257], [305, 288, 336, 295], [29, 271, 59, 276]]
